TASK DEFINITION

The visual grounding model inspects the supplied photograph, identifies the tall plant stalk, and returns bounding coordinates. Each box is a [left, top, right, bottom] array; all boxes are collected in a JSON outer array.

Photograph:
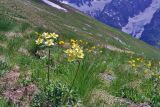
[[47, 47, 51, 106], [35, 32, 59, 106], [47, 48, 51, 85], [69, 61, 80, 92], [62, 61, 81, 104]]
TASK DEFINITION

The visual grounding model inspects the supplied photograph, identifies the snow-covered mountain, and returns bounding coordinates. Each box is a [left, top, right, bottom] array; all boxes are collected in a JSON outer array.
[[141, 9, 160, 48], [58, 0, 160, 48], [59, 0, 112, 17]]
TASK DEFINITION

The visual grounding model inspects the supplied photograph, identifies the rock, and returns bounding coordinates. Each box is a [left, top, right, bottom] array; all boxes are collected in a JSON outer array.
[[18, 47, 29, 56], [3, 84, 38, 105], [99, 72, 115, 83], [13, 65, 20, 72]]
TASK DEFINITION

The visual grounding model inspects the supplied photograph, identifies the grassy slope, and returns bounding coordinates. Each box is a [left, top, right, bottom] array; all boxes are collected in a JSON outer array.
[[0, 0, 160, 107], [0, 0, 160, 59]]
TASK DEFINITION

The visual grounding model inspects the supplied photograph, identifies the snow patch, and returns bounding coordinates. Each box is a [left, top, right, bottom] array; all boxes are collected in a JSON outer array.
[[122, 0, 160, 39], [42, 0, 67, 12], [61, 0, 112, 16], [113, 37, 126, 46]]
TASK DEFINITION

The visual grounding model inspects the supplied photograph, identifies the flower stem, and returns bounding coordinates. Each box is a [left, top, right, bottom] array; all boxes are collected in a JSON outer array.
[[48, 48, 51, 85], [62, 61, 81, 104], [69, 61, 80, 92], [47, 47, 51, 106]]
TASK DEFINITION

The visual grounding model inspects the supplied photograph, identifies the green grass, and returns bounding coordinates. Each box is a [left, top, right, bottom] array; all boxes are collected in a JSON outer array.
[[0, 61, 9, 76], [0, 34, 7, 41], [0, 16, 15, 31], [0, 97, 15, 107]]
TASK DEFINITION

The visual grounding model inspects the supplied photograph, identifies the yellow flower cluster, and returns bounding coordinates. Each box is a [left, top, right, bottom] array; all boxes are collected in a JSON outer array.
[[151, 72, 160, 80], [71, 39, 77, 44], [70, 39, 88, 45], [128, 57, 160, 81], [128, 57, 144, 68], [64, 42, 84, 62], [35, 32, 59, 46], [86, 46, 96, 53]]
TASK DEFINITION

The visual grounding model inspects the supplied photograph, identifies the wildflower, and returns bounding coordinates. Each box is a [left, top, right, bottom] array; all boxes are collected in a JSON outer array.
[[64, 42, 84, 62], [64, 49, 76, 62], [45, 34, 52, 39], [92, 46, 96, 49], [132, 63, 136, 67], [35, 38, 44, 45], [136, 58, 140, 61], [45, 39, 54, 46], [42, 32, 49, 38], [35, 32, 59, 47], [76, 49, 84, 59], [147, 61, 152, 68], [132, 60, 135, 63], [72, 42, 79, 49], [79, 40, 83, 43], [59, 41, 65, 45], [71, 39, 76, 43], [50, 33, 59, 39]]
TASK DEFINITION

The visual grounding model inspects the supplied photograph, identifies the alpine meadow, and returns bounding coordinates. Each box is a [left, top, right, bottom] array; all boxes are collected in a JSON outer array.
[[0, 0, 160, 107]]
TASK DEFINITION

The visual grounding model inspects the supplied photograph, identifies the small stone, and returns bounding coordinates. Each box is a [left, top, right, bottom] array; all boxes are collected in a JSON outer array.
[[13, 65, 20, 72]]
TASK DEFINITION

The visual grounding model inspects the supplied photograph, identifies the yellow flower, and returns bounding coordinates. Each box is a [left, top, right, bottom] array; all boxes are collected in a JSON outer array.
[[72, 42, 79, 49], [45, 39, 54, 46], [132, 60, 135, 63], [64, 42, 84, 62], [59, 41, 65, 45], [45, 34, 52, 39], [136, 58, 140, 61], [79, 40, 83, 43], [35, 32, 59, 46], [132, 63, 136, 67], [42, 32, 59, 39], [42, 32, 49, 38], [71, 39, 76, 43], [35, 38, 44, 45], [92, 46, 96, 49], [76, 48, 84, 59], [64, 49, 76, 62], [50, 33, 59, 39], [147, 61, 152, 68]]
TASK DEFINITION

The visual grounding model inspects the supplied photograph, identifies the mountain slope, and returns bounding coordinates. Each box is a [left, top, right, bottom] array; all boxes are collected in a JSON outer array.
[[0, 0, 160, 58], [98, 0, 152, 29], [140, 9, 160, 48], [59, 0, 160, 48]]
